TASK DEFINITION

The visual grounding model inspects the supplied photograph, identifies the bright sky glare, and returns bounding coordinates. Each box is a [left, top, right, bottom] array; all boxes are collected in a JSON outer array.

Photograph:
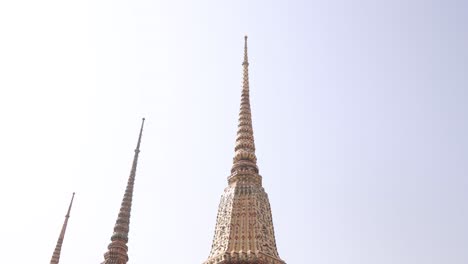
[[0, 0, 467, 263]]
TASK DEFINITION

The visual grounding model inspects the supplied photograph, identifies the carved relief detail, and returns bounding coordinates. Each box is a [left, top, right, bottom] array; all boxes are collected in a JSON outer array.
[[208, 188, 235, 257], [205, 179, 285, 264]]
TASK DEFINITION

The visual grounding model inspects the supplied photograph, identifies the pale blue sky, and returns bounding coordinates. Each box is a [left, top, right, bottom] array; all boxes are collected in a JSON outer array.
[[0, 0, 467, 263]]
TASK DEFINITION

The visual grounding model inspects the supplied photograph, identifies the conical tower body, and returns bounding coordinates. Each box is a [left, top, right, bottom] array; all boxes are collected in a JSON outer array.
[[204, 36, 285, 264], [102, 118, 145, 264], [50, 192, 75, 264]]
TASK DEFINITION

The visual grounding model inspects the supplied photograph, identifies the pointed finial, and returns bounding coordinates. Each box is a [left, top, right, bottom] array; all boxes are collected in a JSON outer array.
[[243, 35, 249, 66], [50, 192, 75, 264], [231, 36, 258, 176], [65, 192, 75, 217], [102, 118, 145, 264], [135, 118, 145, 152]]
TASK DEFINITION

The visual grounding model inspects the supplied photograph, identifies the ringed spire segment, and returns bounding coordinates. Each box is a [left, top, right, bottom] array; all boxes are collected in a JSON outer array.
[[50, 192, 75, 264], [232, 35, 258, 174], [102, 118, 145, 264]]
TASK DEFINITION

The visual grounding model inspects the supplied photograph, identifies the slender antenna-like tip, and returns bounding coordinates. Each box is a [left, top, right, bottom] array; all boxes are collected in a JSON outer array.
[[140, 118, 145, 135], [243, 36, 249, 65], [65, 192, 75, 218], [135, 118, 145, 152]]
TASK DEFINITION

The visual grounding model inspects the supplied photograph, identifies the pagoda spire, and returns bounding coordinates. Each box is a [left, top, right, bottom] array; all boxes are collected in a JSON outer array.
[[231, 35, 259, 176], [50, 192, 75, 264], [102, 118, 145, 264], [204, 37, 285, 264]]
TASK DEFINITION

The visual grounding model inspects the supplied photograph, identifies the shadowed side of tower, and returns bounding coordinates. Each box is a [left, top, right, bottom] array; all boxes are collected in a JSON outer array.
[[50, 192, 75, 264], [204, 37, 286, 264], [101, 118, 145, 264]]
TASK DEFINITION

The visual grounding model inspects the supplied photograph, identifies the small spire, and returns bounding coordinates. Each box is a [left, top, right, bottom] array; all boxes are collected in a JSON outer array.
[[102, 118, 145, 264], [50, 192, 75, 264], [231, 36, 258, 174]]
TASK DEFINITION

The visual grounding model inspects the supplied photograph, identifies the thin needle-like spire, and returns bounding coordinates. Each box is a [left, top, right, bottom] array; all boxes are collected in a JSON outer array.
[[102, 118, 145, 264], [50, 192, 75, 264], [231, 35, 258, 174]]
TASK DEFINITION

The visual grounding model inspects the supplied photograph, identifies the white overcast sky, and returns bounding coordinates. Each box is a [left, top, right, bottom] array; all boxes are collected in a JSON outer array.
[[0, 0, 467, 263]]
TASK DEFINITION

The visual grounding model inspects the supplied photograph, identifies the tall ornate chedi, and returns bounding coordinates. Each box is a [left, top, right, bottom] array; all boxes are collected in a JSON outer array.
[[102, 118, 145, 264], [50, 192, 75, 264], [204, 36, 286, 264]]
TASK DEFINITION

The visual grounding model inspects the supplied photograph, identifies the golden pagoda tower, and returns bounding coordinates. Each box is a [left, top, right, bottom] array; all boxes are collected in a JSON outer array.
[[50, 192, 75, 264], [101, 118, 145, 264], [204, 36, 286, 264]]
